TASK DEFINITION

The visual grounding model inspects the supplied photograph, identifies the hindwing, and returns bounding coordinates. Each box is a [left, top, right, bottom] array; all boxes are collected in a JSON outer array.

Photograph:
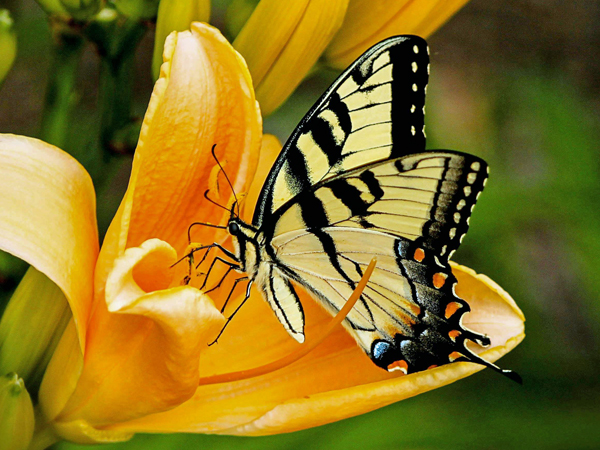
[[268, 152, 490, 372]]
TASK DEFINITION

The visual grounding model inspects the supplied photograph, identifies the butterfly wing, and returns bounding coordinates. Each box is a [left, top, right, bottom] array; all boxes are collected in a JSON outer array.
[[269, 151, 494, 373], [247, 36, 515, 378], [253, 35, 430, 228]]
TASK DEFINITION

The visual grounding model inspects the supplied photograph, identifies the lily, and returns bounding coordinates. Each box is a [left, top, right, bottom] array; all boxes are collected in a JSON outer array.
[[0, 23, 523, 448]]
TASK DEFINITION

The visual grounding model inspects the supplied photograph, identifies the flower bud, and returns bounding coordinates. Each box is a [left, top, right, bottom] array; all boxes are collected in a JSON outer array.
[[0, 373, 35, 450], [0, 267, 71, 391], [152, 0, 210, 79], [0, 9, 17, 85]]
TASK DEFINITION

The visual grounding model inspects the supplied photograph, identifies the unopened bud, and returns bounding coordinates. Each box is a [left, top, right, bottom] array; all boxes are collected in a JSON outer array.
[[0, 373, 35, 450], [0, 267, 71, 391]]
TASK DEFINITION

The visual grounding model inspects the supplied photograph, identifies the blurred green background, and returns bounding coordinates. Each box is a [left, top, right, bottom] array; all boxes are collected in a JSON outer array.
[[1, 0, 599, 449]]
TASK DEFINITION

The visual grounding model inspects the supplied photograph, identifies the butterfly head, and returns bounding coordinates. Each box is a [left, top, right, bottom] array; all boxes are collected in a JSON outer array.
[[227, 215, 259, 274]]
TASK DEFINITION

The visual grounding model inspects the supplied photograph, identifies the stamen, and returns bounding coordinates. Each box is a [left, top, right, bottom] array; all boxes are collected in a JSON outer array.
[[197, 257, 378, 386]]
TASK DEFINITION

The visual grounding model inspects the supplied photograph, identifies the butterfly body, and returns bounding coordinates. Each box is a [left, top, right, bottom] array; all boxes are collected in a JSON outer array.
[[210, 35, 519, 381]]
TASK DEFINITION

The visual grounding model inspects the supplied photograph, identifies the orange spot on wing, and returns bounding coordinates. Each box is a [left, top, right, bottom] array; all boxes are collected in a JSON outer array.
[[445, 301, 462, 319], [387, 360, 408, 374], [427, 365, 438, 370], [414, 248, 425, 262], [433, 272, 447, 288], [448, 329, 461, 341], [449, 351, 463, 362]]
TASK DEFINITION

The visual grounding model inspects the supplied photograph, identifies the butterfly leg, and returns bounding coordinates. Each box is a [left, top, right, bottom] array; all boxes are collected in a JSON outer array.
[[219, 276, 249, 314], [202, 257, 241, 292], [172, 243, 216, 285], [209, 279, 253, 346], [179, 242, 238, 288]]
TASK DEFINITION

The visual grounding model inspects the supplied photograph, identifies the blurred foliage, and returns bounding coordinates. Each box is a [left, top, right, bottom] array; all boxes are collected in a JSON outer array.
[[1, 0, 599, 449]]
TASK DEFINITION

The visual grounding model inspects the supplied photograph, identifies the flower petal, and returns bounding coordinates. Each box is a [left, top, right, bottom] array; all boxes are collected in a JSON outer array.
[[234, 0, 349, 115], [325, 0, 470, 69], [106, 263, 523, 434], [45, 239, 224, 434], [0, 134, 98, 348], [115, 23, 261, 261]]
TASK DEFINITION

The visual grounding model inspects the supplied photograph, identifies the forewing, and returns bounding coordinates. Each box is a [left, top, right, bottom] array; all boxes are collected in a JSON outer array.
[[253, 35, 430, 228]]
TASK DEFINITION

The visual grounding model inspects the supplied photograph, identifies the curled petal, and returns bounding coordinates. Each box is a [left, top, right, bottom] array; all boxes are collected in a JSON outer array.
[[111, 22, 261, 263], [234, 0, 349, 115], [0, 134, 98, 348], [41, 239, 224, 440], [325, 0, 470, 69], [106, 263, 523, 434]]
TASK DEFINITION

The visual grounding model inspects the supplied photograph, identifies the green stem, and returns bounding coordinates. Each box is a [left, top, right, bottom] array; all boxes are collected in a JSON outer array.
[[39, 29, 84, 150], [97, 20, 146, 156], [99, 53, 135, 153]]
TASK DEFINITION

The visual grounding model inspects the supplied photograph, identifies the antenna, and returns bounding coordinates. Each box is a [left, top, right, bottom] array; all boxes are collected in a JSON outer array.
[[211, 144, 240, 217], [204, 190, 231, 214], [187, 221, 226, 243]]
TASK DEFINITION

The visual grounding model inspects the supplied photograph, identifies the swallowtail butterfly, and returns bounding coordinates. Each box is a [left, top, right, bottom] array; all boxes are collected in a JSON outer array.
[[195, 35, 519, 382]]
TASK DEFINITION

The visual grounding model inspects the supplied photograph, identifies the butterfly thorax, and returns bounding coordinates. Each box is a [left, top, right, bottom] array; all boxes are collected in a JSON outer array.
[[227, 218, 262, 277]]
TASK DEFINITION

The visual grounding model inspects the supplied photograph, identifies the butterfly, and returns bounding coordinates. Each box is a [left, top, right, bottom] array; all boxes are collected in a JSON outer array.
[[192, 35, 520, 382]]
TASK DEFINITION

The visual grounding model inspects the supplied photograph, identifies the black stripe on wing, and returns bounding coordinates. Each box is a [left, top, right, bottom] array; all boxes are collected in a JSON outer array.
[[277, 150, 488, 265], [253, 35, 430, 228]]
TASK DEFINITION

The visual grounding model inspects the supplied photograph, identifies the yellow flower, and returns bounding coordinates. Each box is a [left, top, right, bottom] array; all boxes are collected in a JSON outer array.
[[325, 0, 472, 69], [0, 23, 523, 445]]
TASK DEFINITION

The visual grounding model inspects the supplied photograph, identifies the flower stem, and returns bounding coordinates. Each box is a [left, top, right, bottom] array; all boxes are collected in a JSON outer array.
[[39, 24, 84, 150], [97, 20, 146, 155]]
